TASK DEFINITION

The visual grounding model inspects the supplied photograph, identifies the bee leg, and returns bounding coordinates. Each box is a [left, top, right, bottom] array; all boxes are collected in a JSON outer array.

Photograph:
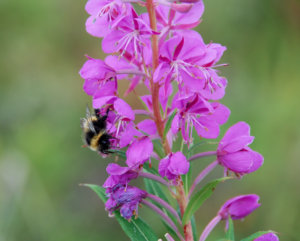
[[101, 108, 110, 122], [94, 108, 101, 118]]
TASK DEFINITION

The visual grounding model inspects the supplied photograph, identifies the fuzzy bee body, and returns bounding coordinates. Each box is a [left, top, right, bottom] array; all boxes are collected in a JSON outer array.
[[80, 105, 112, 154]]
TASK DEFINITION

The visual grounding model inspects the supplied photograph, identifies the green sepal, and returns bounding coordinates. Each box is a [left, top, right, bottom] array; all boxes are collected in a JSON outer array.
[[225, 216, 235, 240], [182, 177, 232, 225]]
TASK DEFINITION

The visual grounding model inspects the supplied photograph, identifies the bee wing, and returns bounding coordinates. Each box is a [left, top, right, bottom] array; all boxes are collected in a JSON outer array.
[[80, 118, 86, 130], [85, 104, 96, 133]]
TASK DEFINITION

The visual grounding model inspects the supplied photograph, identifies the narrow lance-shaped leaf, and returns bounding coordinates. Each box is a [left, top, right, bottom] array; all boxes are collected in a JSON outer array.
[[183, 142, 194, 195], [83, 184, 158, 241], [182, 177, 232, 225], [191, 216, 198, 241], [163, 108, 177, 141], [225, 216, 235, 241], [240, 231, 278, 241], [152, 139, 165, 159]]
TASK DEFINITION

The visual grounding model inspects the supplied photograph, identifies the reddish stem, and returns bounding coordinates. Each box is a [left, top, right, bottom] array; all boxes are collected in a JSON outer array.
[[145, 1, 193, 240]]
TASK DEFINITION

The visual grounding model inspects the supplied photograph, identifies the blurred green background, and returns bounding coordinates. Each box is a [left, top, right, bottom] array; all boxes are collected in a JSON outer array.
[[0, 0, 299, 240]]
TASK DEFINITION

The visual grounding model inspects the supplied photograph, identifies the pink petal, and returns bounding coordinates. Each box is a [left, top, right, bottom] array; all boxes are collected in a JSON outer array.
[[193, 117, 220, 139], [219, 151, 253, 173], [106, 163, 131, 175], [134, 119, 157, 136], [85, 15, 112, 38], [245, 147, 264, 173], [126, 136, 153, 167], [158, 156, 171, 177], [207, 103, 230, 125], [119, 121, 134, 148], [114, 99, 135, 120], [169, 151, 190, 175], [94, 81, 117, 99], [174, 1, 204, 24], [219, 122, 251, 149], [222, 136, 254, 153], [93, 96, 118, 109]]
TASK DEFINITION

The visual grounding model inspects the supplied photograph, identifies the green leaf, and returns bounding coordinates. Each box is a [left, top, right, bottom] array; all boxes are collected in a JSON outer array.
[[143, 178, 170, 205], [152, 139, 165, 159], [185, 141, 219, 156], [183, 142, 194, 194], [162, 220, 180, 241], [182, 162, 193, 195], [191, 215, 198, 241], [182, 177, 232, 225], [225, 216, 234, 240], [241, 231, 277, 241], [109, 149, 127, 159], [84, 184, 158, 241], [114, 212, 158, 241], [144, 178, 177, 225], [82, 184, 107, 202], [163, 108, 177, 141]]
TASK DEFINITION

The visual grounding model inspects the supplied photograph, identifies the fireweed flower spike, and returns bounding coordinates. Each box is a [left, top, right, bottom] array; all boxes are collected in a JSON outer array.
[[199, 195, 261, 241], [79, 0, 277, 238]]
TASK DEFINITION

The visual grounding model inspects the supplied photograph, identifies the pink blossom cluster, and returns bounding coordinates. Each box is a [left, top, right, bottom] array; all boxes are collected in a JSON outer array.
[[79, 0, 276, 240]]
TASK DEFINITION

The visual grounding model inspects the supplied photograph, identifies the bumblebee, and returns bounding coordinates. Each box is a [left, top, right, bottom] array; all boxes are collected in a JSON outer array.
[[80, 105, 112, 154]]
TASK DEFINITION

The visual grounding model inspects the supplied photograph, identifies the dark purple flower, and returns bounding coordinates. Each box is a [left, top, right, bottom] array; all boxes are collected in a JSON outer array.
[[218, 194, 261, 220], [254, 233, 279, 241], [103, 163, 139, 189], [105, 184, 148, 220], [158, 151, 189, 185], [126, 136, 153, 167], [217, 122, 264, 176]]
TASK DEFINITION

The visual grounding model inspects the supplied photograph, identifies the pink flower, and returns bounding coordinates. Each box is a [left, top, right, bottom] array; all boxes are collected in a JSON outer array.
[[254, 233, 279, 241], [218, 194, 261, 220], [217, 122, 264, 176], [103, 163, 139, 190], [155, 1, 204, 39], [85, 0, 130, 37], [171, 93, 230, 143], [126, 136, 153, 167], [200, 194, 260, 241], [102, 8, 156, 61], [158, 151, 190, 185], [105, 184, 147, 220]]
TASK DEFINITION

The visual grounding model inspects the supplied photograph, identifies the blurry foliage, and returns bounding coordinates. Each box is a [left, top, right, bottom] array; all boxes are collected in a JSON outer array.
[[0, 0, 300, 240]]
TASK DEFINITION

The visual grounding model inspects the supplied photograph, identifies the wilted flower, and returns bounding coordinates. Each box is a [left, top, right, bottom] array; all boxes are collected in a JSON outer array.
[[105, 184, 147, 220]]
